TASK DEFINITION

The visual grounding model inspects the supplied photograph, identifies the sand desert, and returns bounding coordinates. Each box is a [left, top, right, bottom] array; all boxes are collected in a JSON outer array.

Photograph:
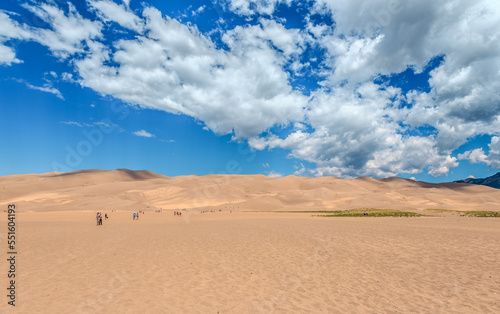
[[1, 169, 499, 313], [3, 168, 500, 213]]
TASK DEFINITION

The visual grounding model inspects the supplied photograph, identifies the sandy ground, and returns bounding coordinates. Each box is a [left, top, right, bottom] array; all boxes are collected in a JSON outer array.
[[1, 210, 499, 313]]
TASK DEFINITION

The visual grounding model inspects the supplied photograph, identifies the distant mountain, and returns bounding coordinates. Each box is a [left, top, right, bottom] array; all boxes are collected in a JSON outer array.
[[455, 172, 500, 189]]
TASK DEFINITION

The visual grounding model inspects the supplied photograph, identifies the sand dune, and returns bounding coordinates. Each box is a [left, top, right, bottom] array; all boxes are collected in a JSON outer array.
[[1, 169, 500, 213], [1, 169, 500, 313]]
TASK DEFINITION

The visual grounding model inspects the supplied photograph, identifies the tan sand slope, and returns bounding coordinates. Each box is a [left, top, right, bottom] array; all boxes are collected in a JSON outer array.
[[1, 168, 500, 212]]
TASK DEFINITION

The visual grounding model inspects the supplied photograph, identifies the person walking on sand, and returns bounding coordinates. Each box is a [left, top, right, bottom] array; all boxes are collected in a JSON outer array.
[[96, 212, 102, 226], [133, 212, 136, 220]]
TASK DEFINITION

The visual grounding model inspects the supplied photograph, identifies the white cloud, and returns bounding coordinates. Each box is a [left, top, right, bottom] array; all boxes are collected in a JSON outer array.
[[0, 10, 30, 39], [192, 5, 206, 16], [487, 137, 500, 169], [223, 18, 307, 59], [22, 2, 102, 59], [224, 0, 293, 16], [0, 10, 31, 65], [249, 82, 409, 177], [15, 79, 64, 99], [133, 130, 155, 138], [427, 155, 458, 177], [248, 79, 463, 178], [61, 72, 74, 82], [61, 121, 83, 127], [74, 9, 308, 138], [267, 170, 283, 177], [459, 137, 500, 169], [314, 0, 500, 153], [293, 163, 306, 176], [88, 0, 144, 32], [62, 120, 118, 129], [0, 44, 21, 65], [458, 148, 488, 164], [259, 0, 499, 177]]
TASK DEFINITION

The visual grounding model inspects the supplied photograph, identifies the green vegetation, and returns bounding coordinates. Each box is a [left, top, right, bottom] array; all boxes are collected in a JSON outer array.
[[250, 209, 423, 216], [248, 209, 500, 217], [314, 208, 422, 217], [459, 211, 500, 217], [271, 210, 351, 214], [424, 208, 455, 212], [424, 209, 500, 217]]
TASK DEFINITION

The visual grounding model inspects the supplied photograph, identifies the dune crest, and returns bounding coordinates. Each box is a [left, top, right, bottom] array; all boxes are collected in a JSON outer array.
[[1, 169, 500, 212]]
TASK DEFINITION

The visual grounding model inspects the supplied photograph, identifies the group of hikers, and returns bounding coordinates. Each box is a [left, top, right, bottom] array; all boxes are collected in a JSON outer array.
[[133, 212, 142, 220], [95, 211, 143, 225], [95, 212, 108, 225], [96, 209, 195, 225]]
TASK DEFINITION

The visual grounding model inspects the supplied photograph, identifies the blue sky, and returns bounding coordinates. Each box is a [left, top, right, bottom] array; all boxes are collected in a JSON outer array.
[[1, 0, 499, 182]]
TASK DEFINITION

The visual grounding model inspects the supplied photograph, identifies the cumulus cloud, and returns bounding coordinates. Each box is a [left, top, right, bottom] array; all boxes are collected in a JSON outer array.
[[74, 9, 308, 138], [292, 0, 498, 177], [459, 137, 500, 169], [315, 0, 500, 152], [2, 0, 500, 178], [133, 130, 155, 138], [458, 148, 488, 165], [249, 82, 430, 178], [0, 44, 21, 65]]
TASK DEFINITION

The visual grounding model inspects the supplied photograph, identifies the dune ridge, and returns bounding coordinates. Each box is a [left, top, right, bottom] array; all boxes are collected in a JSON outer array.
[[1, 169, 500, 213]]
